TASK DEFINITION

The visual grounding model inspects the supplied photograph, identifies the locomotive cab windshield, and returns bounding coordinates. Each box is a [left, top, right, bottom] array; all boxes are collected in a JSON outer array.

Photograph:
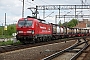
[[18, 20, 33, 27]]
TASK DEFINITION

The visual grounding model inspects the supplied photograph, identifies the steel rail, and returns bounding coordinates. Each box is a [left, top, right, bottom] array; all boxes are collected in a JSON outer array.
[[42, 40, 78, 60], [0, 36, 89, 54], [70, 44, 89, 60], [42, 39, 89, 60], [0, 38, 75, 53]]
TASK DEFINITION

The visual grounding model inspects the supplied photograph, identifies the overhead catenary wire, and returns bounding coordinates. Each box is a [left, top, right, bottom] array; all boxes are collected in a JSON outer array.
[[80, 0, 87, 5], [40, 0, 49, 4], [19, 0, 30, 6], [27, 0, 46, 6], [27, 0, 38, 6], [27, 0, 49, 6], [19, 0, 40, 6], [19, 0, 37, 17]]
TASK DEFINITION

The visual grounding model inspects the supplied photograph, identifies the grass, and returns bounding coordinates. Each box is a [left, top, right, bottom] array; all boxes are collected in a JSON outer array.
[[0, 40, 21, 46], [0, 35, 22, 46], [0, 35, 12, 39]]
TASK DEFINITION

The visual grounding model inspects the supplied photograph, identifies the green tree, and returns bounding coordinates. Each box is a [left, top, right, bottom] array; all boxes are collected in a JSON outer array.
[[3, 24, 16, 36], [67, 19, 78, 27], [67, 21, 75, 27], [0, 24, 16, 38], [58, 20, 62, 26], [62, 22, 68, 27], [0, 26, 4, 35], [6, 24, 16, 36]]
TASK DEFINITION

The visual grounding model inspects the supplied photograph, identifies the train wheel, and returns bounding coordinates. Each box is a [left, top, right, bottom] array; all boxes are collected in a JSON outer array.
[[45, 37, 47, 41], [44, 37, 47, 42], [31, 39, 35, 44], [40, 37, 43, 42], [42, 37, 45, 42], [37, 37, 40, 43], [48, 37, 51, 41], [19, 39, 25, 44], [37, 37, 41, 43], [35, 39, 37, 43]]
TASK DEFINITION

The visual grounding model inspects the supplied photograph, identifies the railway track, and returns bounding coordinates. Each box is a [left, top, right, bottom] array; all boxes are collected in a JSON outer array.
[[42, 37, 89, 60], [0, 38, 76, 54]]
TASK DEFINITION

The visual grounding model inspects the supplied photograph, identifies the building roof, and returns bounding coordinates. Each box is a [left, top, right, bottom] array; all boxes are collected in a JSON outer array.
[[74, 19, 90, 28], [74, 22, 86, 28]]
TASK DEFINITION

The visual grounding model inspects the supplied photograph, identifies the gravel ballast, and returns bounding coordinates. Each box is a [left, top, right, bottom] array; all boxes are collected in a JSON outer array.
[[0, 40, 76, 60]]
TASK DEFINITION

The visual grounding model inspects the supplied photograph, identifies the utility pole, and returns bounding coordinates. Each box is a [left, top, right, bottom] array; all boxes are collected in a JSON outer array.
[[4, 13, 7, 36], [81, 0, 84, 19], [2, 23, 3, 35], [5, 13, 6, 26], [22, 0, 24, 17]]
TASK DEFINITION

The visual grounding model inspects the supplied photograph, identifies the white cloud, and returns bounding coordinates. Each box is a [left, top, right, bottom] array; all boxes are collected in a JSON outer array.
[[0, 0, 90, 25], [0, 0, 22, 16], [0, 0, 22, 26], [44, 17, 55, 24], [0, 15, 21, 26]]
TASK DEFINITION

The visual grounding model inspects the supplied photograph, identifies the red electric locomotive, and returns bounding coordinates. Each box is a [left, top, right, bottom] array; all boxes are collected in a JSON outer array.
[[16, 16, 52, 43]]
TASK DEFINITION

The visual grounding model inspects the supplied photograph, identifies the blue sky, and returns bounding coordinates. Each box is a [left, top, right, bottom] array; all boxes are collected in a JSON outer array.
[[0, 0, 90, 25]]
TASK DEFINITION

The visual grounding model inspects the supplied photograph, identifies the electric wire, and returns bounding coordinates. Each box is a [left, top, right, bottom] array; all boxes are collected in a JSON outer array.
[[40, 0, 49, 4], [27, 0, 38, 6], [19, 0, 30, 6]]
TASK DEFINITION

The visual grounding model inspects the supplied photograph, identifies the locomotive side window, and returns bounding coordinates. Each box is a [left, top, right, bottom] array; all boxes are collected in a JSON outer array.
[[18, 20, 32, 27]]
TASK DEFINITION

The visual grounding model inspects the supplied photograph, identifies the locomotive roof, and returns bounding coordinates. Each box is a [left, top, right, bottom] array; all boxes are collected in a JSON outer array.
[[37, 19, 45, 22], [27, 16, 46, 22]]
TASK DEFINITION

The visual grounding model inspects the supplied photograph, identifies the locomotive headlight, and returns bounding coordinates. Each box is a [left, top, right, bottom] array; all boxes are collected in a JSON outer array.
[[27, 31, 32, 33], [16, 32, 18, 34], [32, 30, 34, 34], [18, 31, 23, 33]]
